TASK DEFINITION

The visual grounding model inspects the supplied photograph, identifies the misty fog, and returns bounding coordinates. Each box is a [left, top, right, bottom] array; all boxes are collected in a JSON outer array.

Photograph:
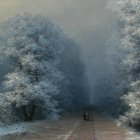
[[0, 0, 117, 105], [0, 0, 140, 134]]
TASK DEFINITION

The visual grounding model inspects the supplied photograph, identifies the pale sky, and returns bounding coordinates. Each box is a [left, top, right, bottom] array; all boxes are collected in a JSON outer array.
[[0, 0, 114, 38]]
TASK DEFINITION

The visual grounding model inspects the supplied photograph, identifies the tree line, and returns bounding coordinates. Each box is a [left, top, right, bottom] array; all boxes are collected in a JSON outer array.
[[107, 0, 140, 129]]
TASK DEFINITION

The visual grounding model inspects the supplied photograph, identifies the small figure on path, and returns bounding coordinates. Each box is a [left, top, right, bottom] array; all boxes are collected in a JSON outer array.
[[83, 112, 90, 121], [83, 112, 86, 120]]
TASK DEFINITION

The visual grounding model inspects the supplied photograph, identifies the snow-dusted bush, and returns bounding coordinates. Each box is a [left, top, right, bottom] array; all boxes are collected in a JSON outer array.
[[0, 14, 89, 123]]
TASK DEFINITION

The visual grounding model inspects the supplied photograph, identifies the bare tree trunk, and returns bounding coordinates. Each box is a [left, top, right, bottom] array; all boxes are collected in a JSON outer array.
[[28, 105, 37, 121], [22, 106, 29, 121], [22, 105, 37, 121]]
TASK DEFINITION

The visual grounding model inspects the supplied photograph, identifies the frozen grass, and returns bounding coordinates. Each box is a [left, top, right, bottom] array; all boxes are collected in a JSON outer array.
[[0, 123, 28, 136]]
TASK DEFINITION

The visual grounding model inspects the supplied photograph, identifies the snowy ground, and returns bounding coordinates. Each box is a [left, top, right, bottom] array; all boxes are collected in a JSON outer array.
[[0, 114, 80, 140], [0, 112, 139, 140], [0, 122, 30, 136], [125, 129, 140, 140]]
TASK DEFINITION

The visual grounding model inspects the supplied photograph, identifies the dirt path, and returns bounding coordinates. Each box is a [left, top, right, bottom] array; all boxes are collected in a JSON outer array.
[[0, 112, 140, 140], [93, 114, 126, 140], [67, 120, 94, 140], [67, 112, 139, 140]]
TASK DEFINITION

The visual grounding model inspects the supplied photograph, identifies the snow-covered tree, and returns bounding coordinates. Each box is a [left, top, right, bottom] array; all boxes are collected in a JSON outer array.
[[109, 0, 140, 127], [0, 14, 89, 122], [0, 14, 65, 121]]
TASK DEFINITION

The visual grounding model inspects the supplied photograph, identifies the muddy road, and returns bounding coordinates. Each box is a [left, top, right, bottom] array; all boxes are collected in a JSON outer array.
[[0, 112, 139, 140]]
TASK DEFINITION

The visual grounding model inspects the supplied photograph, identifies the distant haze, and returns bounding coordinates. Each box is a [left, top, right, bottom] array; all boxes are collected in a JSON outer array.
[[0, 0, 116, 103]]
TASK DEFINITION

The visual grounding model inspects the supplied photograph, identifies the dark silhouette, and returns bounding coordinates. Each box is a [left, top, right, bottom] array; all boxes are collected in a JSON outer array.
[[83, 112, 90, 121], [86, 112, 90, 121], [83, 112, 86, 120]]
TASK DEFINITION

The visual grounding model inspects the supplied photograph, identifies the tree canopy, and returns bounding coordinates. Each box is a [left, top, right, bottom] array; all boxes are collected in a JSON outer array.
[[0, 14, 89, 122]]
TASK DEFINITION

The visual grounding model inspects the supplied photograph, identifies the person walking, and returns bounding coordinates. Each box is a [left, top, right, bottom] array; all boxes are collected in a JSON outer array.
[[83, 112, 86, 120]]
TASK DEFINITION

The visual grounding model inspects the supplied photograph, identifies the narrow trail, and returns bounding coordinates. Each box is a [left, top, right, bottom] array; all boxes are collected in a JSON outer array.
[[0, 111, 140, 140]]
